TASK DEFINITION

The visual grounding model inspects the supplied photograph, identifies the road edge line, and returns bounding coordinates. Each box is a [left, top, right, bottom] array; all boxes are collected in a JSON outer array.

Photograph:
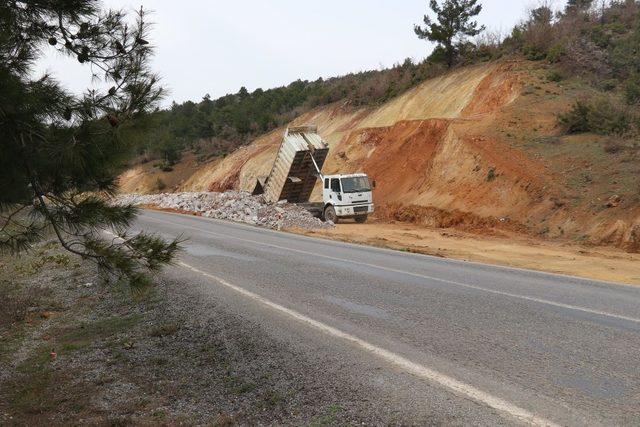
[[178, 260, 558, 427]]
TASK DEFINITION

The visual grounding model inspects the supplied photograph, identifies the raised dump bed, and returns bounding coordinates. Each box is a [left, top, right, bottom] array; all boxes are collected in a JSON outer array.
[[255, 126, 329, 204]]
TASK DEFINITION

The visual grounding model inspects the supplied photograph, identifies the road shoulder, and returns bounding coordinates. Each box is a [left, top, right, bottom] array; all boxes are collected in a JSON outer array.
[[300, 222, 640, 285]]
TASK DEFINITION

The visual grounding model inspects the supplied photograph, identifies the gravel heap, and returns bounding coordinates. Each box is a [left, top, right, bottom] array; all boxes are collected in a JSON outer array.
[[116, 191, 333, 230]]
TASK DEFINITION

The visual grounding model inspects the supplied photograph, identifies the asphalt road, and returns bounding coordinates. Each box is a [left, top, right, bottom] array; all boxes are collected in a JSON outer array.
[[133, 210, 640, 426]]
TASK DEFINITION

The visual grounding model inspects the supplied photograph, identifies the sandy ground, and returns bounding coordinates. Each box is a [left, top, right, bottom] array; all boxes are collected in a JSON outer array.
[[301, 221, 640, 285]]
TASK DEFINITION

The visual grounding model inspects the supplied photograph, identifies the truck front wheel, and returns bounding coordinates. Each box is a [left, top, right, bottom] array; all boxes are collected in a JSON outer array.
[[324, 206, 338, 224], [355, 215, 368, 224]]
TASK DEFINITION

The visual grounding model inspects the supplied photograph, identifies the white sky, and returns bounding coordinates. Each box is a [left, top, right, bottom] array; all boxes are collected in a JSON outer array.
[[35, 0, 567, 105]]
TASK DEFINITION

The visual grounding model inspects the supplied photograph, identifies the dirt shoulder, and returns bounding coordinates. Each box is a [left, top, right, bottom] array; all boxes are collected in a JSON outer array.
[[300, 221, 640, 285], [0, 242, 396, 425], [139, 202, 640, 285]]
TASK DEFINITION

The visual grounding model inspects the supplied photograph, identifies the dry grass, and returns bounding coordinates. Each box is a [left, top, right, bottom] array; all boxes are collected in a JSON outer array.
[[0, 282, 48, 328]]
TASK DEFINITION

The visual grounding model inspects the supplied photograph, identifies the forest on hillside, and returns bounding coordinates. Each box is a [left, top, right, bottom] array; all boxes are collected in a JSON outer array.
[[128, 59, 445, 169], [131, 0, 640, 171]]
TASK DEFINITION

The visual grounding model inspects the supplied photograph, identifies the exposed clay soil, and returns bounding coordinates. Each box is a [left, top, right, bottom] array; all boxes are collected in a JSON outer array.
[[118, 59, 640, 254]]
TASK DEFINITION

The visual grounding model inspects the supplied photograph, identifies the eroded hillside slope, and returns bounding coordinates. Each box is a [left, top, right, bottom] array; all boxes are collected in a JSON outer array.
[[119, 60, 640, 251]]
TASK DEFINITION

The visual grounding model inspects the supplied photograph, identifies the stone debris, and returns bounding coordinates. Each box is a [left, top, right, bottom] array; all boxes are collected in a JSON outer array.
[[116, 191, 333, 231], [605, 195, 622, 208]]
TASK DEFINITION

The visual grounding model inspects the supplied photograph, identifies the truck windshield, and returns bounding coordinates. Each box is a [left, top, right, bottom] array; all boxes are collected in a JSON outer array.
[[341, 177, 371, 193]]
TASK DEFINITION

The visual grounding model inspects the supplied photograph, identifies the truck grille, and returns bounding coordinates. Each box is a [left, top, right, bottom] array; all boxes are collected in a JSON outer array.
[[354, 206, 368, 214]]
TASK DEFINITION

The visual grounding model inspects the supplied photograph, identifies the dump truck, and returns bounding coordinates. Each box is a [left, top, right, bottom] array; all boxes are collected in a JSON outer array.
[[253, 125, 374, 223]]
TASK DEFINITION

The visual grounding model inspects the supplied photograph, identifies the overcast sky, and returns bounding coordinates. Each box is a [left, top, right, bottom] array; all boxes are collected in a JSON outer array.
[[35, 0, 567, 105]]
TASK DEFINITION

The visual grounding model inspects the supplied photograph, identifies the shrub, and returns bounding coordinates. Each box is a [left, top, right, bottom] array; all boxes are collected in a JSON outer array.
[[606, 22, 627, 35], [523, 44, 548, 61], [600, 79, 618, 91], [427, 46, 449, 65], [546, 44, 566, 63], [559, 99, 631, 135], [625, 76, 640, 105], [559, 101, 591, 133], [157, 161, 173, 172], [548, 70, 564, 82], [588, 25, 612, 48], [0, 284, 46, 327], [0, 287, 30, 326], [155, 178, 167, 192]]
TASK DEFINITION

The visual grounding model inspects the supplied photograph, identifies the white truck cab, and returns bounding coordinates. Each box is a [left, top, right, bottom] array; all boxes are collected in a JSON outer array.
[[321, 173, 374, 223]]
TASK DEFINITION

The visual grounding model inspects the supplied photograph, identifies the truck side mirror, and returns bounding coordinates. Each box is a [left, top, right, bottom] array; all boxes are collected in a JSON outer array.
[[372, 180, 377, 189]]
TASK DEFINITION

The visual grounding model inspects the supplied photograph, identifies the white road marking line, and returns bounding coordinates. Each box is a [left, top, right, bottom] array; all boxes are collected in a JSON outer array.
[[143, 215, 640, 325], [178, 260, 558, 426]]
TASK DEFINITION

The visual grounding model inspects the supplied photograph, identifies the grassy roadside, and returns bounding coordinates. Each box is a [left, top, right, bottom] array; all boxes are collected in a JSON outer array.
[[0, 240, 374, 425], [0, 242, 154, 424]]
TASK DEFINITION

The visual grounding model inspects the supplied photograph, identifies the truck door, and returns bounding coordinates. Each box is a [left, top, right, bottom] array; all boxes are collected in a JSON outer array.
[[323, 178, 330, 203], [327, 178, 342, 204]]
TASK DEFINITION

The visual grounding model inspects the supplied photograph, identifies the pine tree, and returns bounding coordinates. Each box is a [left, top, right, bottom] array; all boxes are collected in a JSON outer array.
[[0, 1, 181, 290], [414, 0, 485, 68], [565, 0, 594, 14]]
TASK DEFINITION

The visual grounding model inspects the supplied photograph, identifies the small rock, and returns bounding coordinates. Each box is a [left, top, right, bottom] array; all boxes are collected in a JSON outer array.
[[605, 195, 622, 208]]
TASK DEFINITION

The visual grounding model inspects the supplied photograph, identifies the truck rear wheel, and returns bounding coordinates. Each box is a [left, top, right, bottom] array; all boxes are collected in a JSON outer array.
[[324, 206, 338, 224], [355, 215, 368, 224]]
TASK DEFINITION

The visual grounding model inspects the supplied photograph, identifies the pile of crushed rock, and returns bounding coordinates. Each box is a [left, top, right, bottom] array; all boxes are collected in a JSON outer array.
[[116, 191, 333, 230]]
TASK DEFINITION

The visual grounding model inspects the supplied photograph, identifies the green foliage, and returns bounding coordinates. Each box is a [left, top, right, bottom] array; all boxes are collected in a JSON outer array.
[[625, 75, 640, 105], [565, 0, 594, 14], [0, 1, 181, 290], [559, 100, 633, 136], [132, 58, 439, 163], [426, 45, 450, 64], [547, 70, 564, 82], [414, 0, 485, 67], [158, 162, 173, 172], [155, 178, 167, 192], [497, 0, 639, 83], [136, 1, 640, 169], [600, 79, 618, 91], [546, 44, 566, 63], [588, 25, 613, 48], [523, 44, 548, 61], [518, 6, 556, 61], [486, 168, 496, 182]]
